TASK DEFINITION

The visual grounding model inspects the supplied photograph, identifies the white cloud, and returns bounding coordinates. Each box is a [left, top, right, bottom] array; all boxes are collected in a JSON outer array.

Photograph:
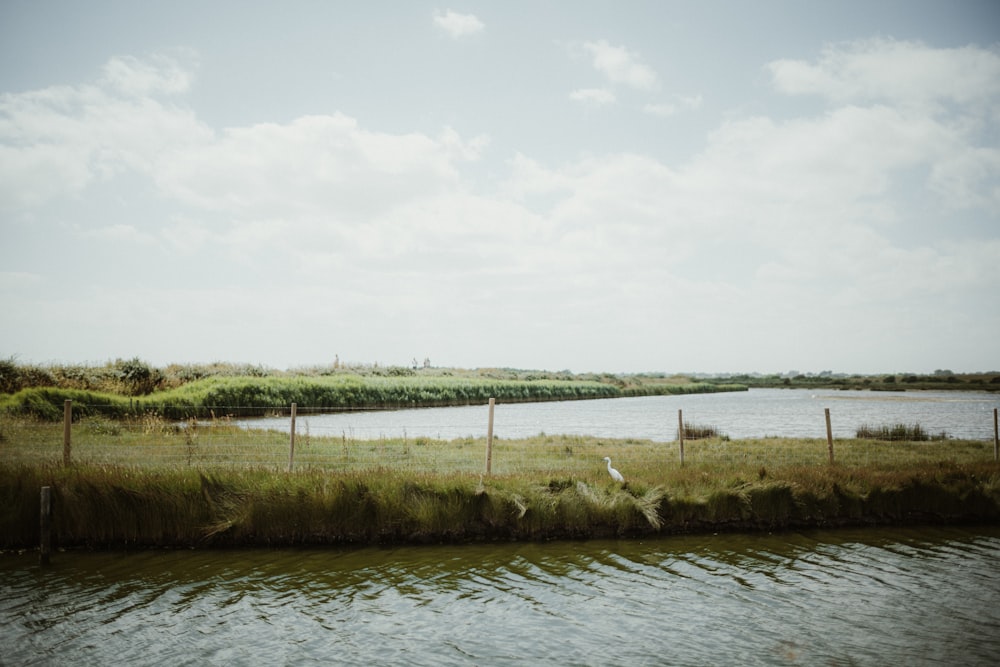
[[433, 9, 484, 38], [642, 102, 677, 117], [569, 88, 616, 105], [502, 153, 575, 202], [582, 39, 659, 91], [438, 126, 491, 160], [100, 54, 195, 97], [643, 94, 702, 117], [693, 105, 955, 205], [491, 75, 993, 332], [79, 223, 157, 245], [765, 38, 1000, 217], [768, 38, 1000, 108], [153, 113, 485, 222], [929, 146, 1000, 212], [0, 56, 211, 210], [679, 94, 703, 110]]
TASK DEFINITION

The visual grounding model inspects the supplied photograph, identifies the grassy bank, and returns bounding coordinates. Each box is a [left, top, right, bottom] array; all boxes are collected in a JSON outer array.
[[1, 416, 998, 549], [3, 461, 998, 550], [0, 374, 745, 421]]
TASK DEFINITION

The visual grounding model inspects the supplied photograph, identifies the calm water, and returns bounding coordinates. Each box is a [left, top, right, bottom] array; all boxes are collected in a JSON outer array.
[[3, 526, 999, 665], [238, 388, 1000, 441]]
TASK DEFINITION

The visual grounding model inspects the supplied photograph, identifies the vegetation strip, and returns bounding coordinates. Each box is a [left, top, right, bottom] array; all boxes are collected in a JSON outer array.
[[0, 375, 745, 420], [2, 461, 998, 550], [3, 414, 997, 549]]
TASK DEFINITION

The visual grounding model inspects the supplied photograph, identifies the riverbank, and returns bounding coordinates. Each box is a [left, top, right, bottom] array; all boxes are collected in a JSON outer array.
[[3, 460, 998, 550], [0, 373, 745, 421]]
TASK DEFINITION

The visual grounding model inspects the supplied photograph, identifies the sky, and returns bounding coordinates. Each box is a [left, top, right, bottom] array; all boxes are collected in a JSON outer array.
[[1, 1, 999, 375]]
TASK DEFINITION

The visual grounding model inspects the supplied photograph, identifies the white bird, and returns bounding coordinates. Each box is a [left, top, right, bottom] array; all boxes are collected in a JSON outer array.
[[603, 456, 625, 482]]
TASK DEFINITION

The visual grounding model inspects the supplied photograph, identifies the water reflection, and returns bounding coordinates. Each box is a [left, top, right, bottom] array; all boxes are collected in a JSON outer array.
[[3, 526, 1000, 665]]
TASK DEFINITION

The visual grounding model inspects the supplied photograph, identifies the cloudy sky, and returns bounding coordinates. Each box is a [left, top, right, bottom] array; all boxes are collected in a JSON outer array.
[[2, 1, 999, 375]]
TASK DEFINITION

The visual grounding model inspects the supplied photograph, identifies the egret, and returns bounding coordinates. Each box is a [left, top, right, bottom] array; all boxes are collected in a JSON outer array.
[[603, 456, 625, 482]]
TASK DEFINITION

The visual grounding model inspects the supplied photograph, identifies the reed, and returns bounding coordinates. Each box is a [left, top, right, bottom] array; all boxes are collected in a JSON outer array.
[[0, 376, 739, 421], [3, 459, 997, 549], [855, 423, 947, 441]]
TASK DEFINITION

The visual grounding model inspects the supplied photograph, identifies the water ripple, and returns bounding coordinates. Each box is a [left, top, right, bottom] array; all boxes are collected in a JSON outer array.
[[3, 527, 1000, 665]]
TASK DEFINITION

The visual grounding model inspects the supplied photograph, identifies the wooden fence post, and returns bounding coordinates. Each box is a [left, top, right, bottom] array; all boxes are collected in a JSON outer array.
[[40, 486, 52, 566], [63, 400, 72, 467], [825, 408, 834, 464], [485, 398, 495, 475], [678, 409, 685, 466], [288, 403, 297, 472], [994, 408, 998, 463]]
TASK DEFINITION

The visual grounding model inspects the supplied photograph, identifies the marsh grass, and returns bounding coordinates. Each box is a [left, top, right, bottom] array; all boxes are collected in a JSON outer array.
[[2, 414, 998, 548], [1, 415, 995, 474], [855, 422, 947, 441], [3, 456, 997, 549], [679, 423, 722, 440], [1, 375, 745, 422]]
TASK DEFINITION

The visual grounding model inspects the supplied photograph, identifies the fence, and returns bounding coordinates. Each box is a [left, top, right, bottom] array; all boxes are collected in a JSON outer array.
[[3, 399, 999, 475]]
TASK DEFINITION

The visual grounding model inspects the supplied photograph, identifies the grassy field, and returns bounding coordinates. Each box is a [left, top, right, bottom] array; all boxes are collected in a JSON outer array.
[[2, 414, 996, 473], [2, 415, 998, 549]]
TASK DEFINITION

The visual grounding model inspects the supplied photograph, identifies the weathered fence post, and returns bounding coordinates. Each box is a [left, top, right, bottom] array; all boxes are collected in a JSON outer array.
[[994, 408, 998, 463], [678, 409, 685, 466], [288, 403, 297, 472], [485, 398, 495, 475], [40, 486, 52, 565], [825, 408, 834, 464], [63, 399, 72, 467]]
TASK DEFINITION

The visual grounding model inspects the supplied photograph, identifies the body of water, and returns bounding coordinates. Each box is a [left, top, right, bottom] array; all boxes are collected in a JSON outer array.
[[238, 388, 1000, 442], [3, 526, 999, 665]]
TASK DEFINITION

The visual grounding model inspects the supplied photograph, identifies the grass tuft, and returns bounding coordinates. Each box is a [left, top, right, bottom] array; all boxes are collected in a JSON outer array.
[[679, 423, 721, 440], [855, 423, 947, 441]]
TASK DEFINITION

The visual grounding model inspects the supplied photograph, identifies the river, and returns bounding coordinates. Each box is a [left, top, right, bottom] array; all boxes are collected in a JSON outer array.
[[3, 526, 998, 665], [236, 388, 1000, 441]]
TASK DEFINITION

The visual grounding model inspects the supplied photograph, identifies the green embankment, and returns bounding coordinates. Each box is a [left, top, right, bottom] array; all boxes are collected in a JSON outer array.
[[0, 375, 745, 420], [2, 462, 998, 549], [2, 362, 995, 549]]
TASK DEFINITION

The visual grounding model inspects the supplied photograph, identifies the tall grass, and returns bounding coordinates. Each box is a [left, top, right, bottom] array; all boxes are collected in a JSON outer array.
[[0, 375, 745, 421], [855, 423, 947, 441], [3, 458, 998, 549]]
